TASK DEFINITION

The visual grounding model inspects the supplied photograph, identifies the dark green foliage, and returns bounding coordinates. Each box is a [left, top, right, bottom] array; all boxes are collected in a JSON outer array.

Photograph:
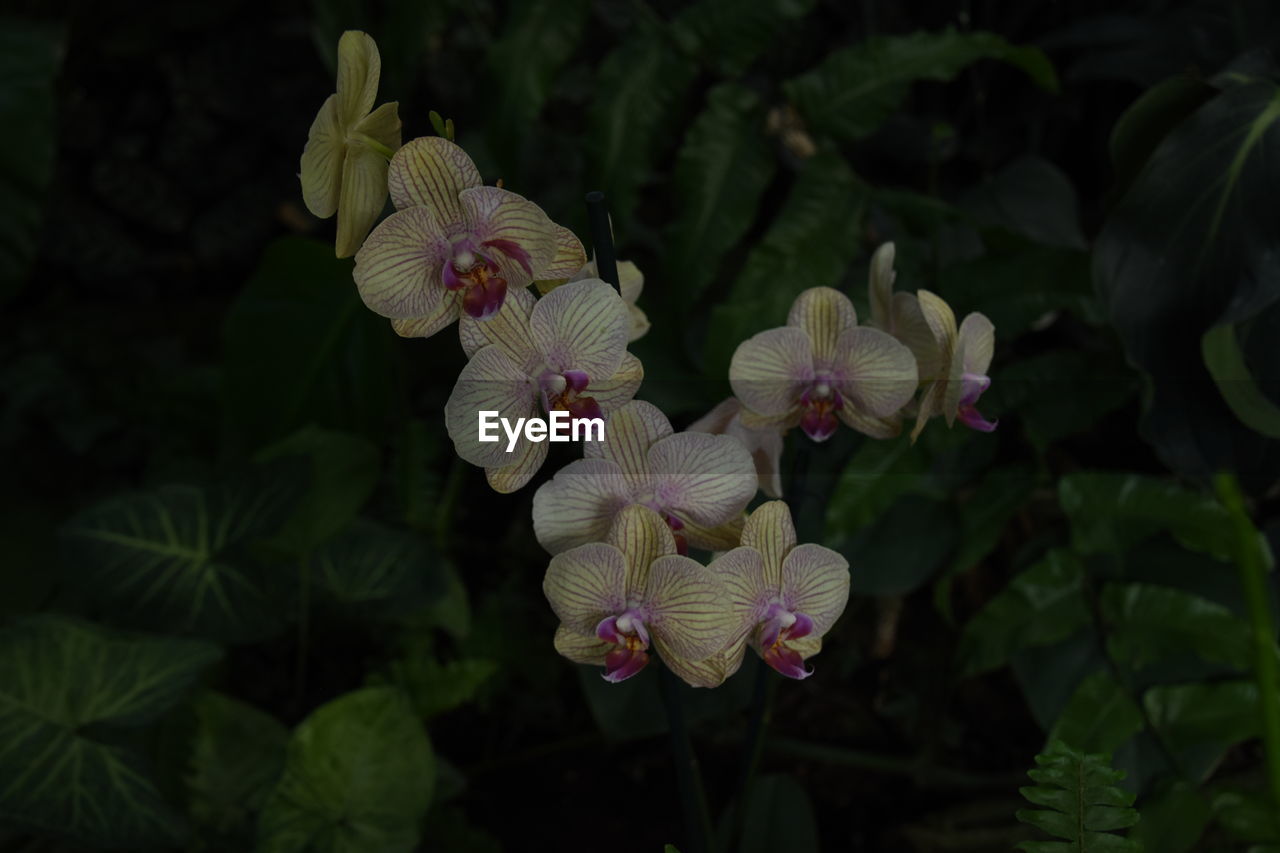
[[1016, 741, 1142, 852]]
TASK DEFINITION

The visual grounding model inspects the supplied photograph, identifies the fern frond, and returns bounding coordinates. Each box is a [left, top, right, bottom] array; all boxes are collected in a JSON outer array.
[[1016, 740, 1142, 852]]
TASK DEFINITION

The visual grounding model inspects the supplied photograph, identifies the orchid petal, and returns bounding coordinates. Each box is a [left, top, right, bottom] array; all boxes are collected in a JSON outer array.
[[335, 30, 380, 127], [607, 504, 678, 593], [299, 94, 343, 219], [646, 433, 758, 527], [537, 224, 588, 281], [763, 643, 811, 679], [741, 501, 796, 589], [957, 312, 995, 376], [958, 405, 998, 432], [353, 206, 450, 319], [585, 352, 644, 414], [917, 289, 958, 360], [737, 407, 800, 433], [387, 136, 480, 220], [532, 458, 633, 555], [729, 327, 813, 417], [909, 380, 945, 443], [643, 555, 734, 662], [461, 186, 558, 287], [626, 302, 651, 343], [458, 286, 539, 366], [835, 326, 919, 417], [681, 514, 747, 553], [891, 292, 943, 381], [335, 143, 392, 258], [584, 401, 672, 488], [867, 242, 896, 331], [390, 293, 463, 339], [787, 286, 857, 364], [617, 260, 644, 305], [781, 543, 850, 636], [660, 648, 735, 688], [708, 547, 768, 638], [543, 543, 627, 635], [530, 278, 629, 379], [444, 346, 537, 468], [485, 433, 549, 494], [602, 647, 650, 682], [837, 397, 902, 439], [553, 625, 612, 665]]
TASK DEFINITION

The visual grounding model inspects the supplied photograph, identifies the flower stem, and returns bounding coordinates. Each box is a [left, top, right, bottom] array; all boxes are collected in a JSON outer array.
[[585, 191, 620, 292], [659, 665, 715, 853], [351, 132, 396, 161], [1215, 473, 1280, 814]]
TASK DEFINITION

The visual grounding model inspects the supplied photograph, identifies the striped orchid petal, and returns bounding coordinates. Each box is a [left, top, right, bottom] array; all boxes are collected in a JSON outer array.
[[661, 645, 741, 688], [485, 434, 550, 495], [781, 543, 850, 635], [335, 30, 380, 127], [584, 401, 672, 481], [444, 346, 538, 468], [299, 95, 342, 219], [537, 225, 589, 282], [836, 326, 918, 418], [390, 292, 463, 339], [387, 137, 480, 221], [957, 312, 995, 377], [681, 514, 746, 553], [646, 433, 758, 527], [643, 555, 734, 662], [917, 289, 958, 361], [867, 242, 897, 331], [461, 186, 558, 288], [607, 504, 678, 592], [530, 279, 629, 379], [740, 501, 796, 588], [837, 398, 902, 439], [553, 625, 612, 665], [891, 292, 943, 381], [532, 458, 634, 555], [458, 286, 540, 368], [336, 128, 394, 259], [569, 258, 650, 341], [729, 326, 813, 417], [689, 397, 785, 498], [543, 543, 627, 635], [353, 206, 450, 318], [585, 353, 644, 413], [788, 286, 857, 364]]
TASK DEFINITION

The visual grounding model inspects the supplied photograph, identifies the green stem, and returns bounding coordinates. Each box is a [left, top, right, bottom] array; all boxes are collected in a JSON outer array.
[[1215, 473, 1280, 814], [351, 132, 396, 161], [660, 665, 715, 853]]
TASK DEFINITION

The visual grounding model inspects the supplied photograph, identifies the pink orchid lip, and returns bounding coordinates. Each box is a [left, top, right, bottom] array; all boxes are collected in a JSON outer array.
[[563, 369, 590, 394], [764, 643, 812, 679], [483, 237, 534, 277], [603, 646, 649, 682], [596, 612, 652, 682], [462, 275, 508, 319], [758, 604, 815, 679], [799, 384, 843, 442], [957, 372, 997, 432]]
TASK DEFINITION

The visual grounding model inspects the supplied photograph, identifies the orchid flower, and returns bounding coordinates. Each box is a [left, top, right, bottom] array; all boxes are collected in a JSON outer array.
[[675, 501, 849, 685], [299, 31, 402, 258], [908, 290, 997, 441], [353, 136, 585, 334], [543, 504, 737, 684], [568, 258, 650, 342], [444, 278, 642, 493], [532, 401, 758, 556], [729, 287, 919, 441], [688, 397, 783, 498], [865, 242, 941, 381]]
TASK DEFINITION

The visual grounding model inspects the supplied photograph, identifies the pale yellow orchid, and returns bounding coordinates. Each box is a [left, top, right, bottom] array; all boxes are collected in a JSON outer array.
[[299, 31, 401, 258], [569, 258, 650, 342]]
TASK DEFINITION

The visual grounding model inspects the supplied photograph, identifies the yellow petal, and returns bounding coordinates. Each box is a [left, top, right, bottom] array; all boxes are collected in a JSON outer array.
[[607, 504, 677, 592], [892, 292, 943, 381], [683, 514, 745, 552], [335, 145, 390, 258], [299, 94, 343, 219], [388, 137, 481, 219], [336, 30, 380, 127], [485, 435, 549, 494], [354, 100, 402, 151], [867, 242, 896, 330], [553, 625, 611, 665], [787, 286, 857, 364], [916, 289, 958, 360], [741, 501, 795, 588], [643, 555, 736, 661]]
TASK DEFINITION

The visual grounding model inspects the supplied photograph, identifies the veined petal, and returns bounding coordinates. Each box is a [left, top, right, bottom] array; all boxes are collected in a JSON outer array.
[[445, 345, 538, 468], [553, 625, 612, 665], [299, 94, 343, 219], [607, 504, 678, 593], [867, 242, 896, 331], [647, 433, 757, 527], [532, 458, 633, 555], [461, 186, 558, 287], [660, 647, 736, 688], [584, 401, 673, 490], [729, 327, 813, 418], [890, 292, 942, 382], [335, 145, 391, 258], [587, 352, 644, 413], [643, 555, 734, 662], [459, 286, 540, 368], [485, 433, 549, 494], [390, 293, 462, 339], [787, 287, 857, 364], [737, 407, 799, 432], [682, 514, 746, 552], [917, 289, 958, 359], [691, 400, 785, 499], [837, 397, 902, 439], [957, 312, 995, 376], [909, 380, 945, 443], [626, 302, 650, 343], [781, 543, 850, 636], [835, 326, 918, 417], [741, 501, 795, 589], [353, 100, 401, 150], [543, 543, 627, 634], [353, 206, 450, 319], [617, 260, 644, 305], [537, 224, 588, 280], [388, 136, 481, 220], [530, 278, 629, 379], [708, 546, 768, 644], [336, 30, 380, 127]]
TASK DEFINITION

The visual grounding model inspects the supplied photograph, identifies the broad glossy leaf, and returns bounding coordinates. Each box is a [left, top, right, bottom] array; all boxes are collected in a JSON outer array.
[[308, 518, 448, 614], [1106, 72, 1215, 202], [0, 616, 220, 847], [671, 0, 814, 76], [258, 687, 434, 853], [958, 550, 1089, 677], [824, 436, 934, 547], [1058, 473, 1233, 559], [1144, 680, 1260, 751], [1095, 77, 1280, 489], [664, 84, 776, 307], [0, 19, 61, 302], [1102, 583, 1252, 671], [739, 775, 819, 853], [61, 466, 304, 642], [222, 237, 398, 452], [1129, 780, 1210, 853], [1049, 671, 1143, 755], [1202, 320, 1280, 439], [961, 156, 1085, 249], [784, 28, 1057, 142], [1212, 789, 1280, 844]]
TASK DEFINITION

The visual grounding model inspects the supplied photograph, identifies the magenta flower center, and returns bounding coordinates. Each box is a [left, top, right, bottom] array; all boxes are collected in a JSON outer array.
[[799, 375, 842, 442], [442, 235, 535, 320], [758, 602, 815, 680], [595, 610, 651, 683], [956, 372, 997, 433], [538, 369, 604, 423]]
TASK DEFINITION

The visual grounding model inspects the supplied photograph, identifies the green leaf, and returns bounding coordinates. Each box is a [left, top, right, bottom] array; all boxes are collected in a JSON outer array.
[[945, 465, 1036, 580], [957, 550, 1089, 677], [258, 687, 434, 853], [1202, 321, 1280, 439], [0, 18, 61, 302], [1107, 72, 1215, 205], [739, 775, 819, 853], [1058, 473, 1233, 559], [221, 236, 398, 452], [1094, 78, 1280, 487], [588, 36, 696, 223], [1049, 672, 1144, 756], [380, 643, 498, 720], [1212, 789, 1280, 844], [256, 426, 381, 553], [843, 494, 957, 597], [824, 436, 934, 546], [784, 28, 1057, 142], [670, 0, 815, 77], [0, 616, 220, 848], [703, 151, 868, 377], [1144, 680, 1261, 751], [1102, 583, 1252, 672], [60, 467, 304, 642], [1129, 780, 1209, 853], [308, 518, 447, 614], [961, 156, 1085, 249], [186, 690, 288, 843], [1016, 740, 1141, 852], [664, 83, 776, 306], [939, 244, 1100, 336]]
